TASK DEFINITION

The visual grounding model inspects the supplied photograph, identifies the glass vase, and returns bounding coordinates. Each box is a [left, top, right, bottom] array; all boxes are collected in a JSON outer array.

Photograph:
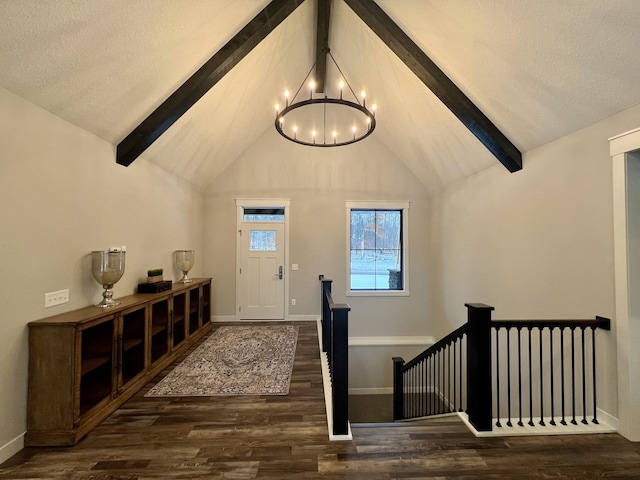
[[174, 250, 195, 283], [91, 250, 126, 307]]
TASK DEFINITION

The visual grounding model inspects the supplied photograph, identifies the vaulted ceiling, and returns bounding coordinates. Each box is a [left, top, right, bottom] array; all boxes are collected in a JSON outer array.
[[2, 0, 640, 195]]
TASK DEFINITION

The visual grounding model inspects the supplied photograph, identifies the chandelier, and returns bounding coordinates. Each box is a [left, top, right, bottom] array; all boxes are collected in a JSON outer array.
[[274, 51, 377, 147]]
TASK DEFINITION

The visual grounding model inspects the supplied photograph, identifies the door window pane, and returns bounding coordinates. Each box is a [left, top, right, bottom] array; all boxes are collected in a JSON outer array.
[[250, 230, 276, 251], [243, 207, 285, 222]]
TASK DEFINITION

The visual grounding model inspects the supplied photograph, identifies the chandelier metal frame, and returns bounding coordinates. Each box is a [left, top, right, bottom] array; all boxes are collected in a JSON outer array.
[[274, 51, 376, 147]]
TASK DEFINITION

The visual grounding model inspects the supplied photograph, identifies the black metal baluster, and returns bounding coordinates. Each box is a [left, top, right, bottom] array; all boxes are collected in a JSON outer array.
[[419, 361, 422, 418], [416, 364, 419, 418], [496, 327, 502, 427], [428, 355, 432, 416], [432, 352, 436, 416], [528, 327, 534, 427], [592, 327, 599, 424], [435, 350, 439, 415], [458, 337, 464, 412], [408, 366, 411, 418], [507, 327, 512, 427], [407, 367, 411, 419], [441, 348, 445, 414], [438, 350, 444, 413], [443, 346, 446, 414], [433, 351, 437, 415], [539, 327, 545, 426], [453, 339, 457, 412], [403, 368, 407, 420], [409, 366, 412, 418], [413, 365, 417, 418], [560, 327, 567, 426], [518, 327, 523, 427], [581, 327, 588, 425], [423, 358, 426, 417], [422, 359, 426, 417], [571, 327, 577, 425], [550, 327, 556, 426], [416, 362, 419, 418], [447, 343, 452, 412], [416, 361, 419, 418]]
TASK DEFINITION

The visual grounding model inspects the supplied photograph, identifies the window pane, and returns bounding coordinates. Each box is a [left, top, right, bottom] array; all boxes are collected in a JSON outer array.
[[350, 209, 403, 291], [350, 210, 375, 249], [243, 207, 285, 222], [376, 250, 402, 289], [350, 249, 376, 289], [375, 211, 401, 250], [250, 230, 276, 251]]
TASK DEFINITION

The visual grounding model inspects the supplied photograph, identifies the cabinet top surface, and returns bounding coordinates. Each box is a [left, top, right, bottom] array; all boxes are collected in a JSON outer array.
[[30, 278, 211, 326]]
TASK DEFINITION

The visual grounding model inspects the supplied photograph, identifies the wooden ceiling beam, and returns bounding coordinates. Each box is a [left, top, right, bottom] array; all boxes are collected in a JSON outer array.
[[314, 0, 331, 93], [117, 0, 305, 167], [344, 0, 522, 172]]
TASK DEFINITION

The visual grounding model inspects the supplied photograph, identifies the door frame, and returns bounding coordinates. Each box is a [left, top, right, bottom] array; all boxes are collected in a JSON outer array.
[[611, 128, 640, 441], [235, 198, 290, 321]]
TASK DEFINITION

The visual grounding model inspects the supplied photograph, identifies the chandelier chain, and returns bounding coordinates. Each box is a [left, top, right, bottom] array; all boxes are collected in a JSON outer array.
[[290, 62, 317, 104]]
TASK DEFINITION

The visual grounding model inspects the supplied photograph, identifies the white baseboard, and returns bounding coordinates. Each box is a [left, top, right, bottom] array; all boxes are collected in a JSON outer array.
[[349, 387, 393, 395], [286, 315, 319, 322], [596, 408, 619, 430], [213, 315, 319, 323], [348, 336, 435, 347], [0, 432, 24, 465], [212, 315, 237, 323]]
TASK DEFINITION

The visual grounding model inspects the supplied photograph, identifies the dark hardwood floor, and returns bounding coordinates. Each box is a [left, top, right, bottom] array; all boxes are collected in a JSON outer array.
[[2, 321, 640, 479]]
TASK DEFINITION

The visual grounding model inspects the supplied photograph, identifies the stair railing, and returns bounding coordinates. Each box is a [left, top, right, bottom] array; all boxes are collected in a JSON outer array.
[[393, 303, 611, 432], [320, 277, 350, 435]]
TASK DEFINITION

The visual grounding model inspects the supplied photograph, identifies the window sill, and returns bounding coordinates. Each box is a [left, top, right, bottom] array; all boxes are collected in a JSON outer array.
[[346, 290, 410, 297]]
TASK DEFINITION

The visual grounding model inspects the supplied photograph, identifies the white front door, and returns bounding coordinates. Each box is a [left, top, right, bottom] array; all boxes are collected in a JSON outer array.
[[238, 223, 285, 319]]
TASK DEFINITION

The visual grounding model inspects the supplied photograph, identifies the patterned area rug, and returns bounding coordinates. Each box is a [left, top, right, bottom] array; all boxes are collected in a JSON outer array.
[[145, 325, 298, 397]]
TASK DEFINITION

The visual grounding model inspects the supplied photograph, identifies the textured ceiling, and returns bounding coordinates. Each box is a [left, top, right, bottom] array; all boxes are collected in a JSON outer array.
[[1, 0, 640, 195]]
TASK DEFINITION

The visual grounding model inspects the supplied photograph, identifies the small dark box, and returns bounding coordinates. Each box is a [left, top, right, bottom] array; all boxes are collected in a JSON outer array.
[[138, 280, 172, 293]]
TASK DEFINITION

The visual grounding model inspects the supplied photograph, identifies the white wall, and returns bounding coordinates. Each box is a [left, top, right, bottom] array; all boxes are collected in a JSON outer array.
[[203, 129, 433, 391], [0, 87, 203, 461], [430, 103, 640, 420]]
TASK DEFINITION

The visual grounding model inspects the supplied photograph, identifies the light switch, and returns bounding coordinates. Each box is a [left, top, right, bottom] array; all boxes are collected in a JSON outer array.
[[292, 264, 299, 271]]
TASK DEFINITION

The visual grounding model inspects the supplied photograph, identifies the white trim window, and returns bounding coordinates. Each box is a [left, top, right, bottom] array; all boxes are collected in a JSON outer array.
[[346, 201, 410, 297]]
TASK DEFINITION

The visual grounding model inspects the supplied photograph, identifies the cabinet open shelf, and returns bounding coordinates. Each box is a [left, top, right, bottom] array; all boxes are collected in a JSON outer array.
[[122, 338, 143, 352], [81, 355, 112, 376], [151, 324, 167, 337]]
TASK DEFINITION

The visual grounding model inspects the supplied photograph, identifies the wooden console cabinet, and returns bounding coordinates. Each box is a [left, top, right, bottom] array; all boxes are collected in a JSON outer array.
[[26, 278, 212, 446]]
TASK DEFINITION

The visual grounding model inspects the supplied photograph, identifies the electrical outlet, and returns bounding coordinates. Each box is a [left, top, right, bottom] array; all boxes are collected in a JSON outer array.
[[291, 299, 296, 306], [45, 289, 69, 308]]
